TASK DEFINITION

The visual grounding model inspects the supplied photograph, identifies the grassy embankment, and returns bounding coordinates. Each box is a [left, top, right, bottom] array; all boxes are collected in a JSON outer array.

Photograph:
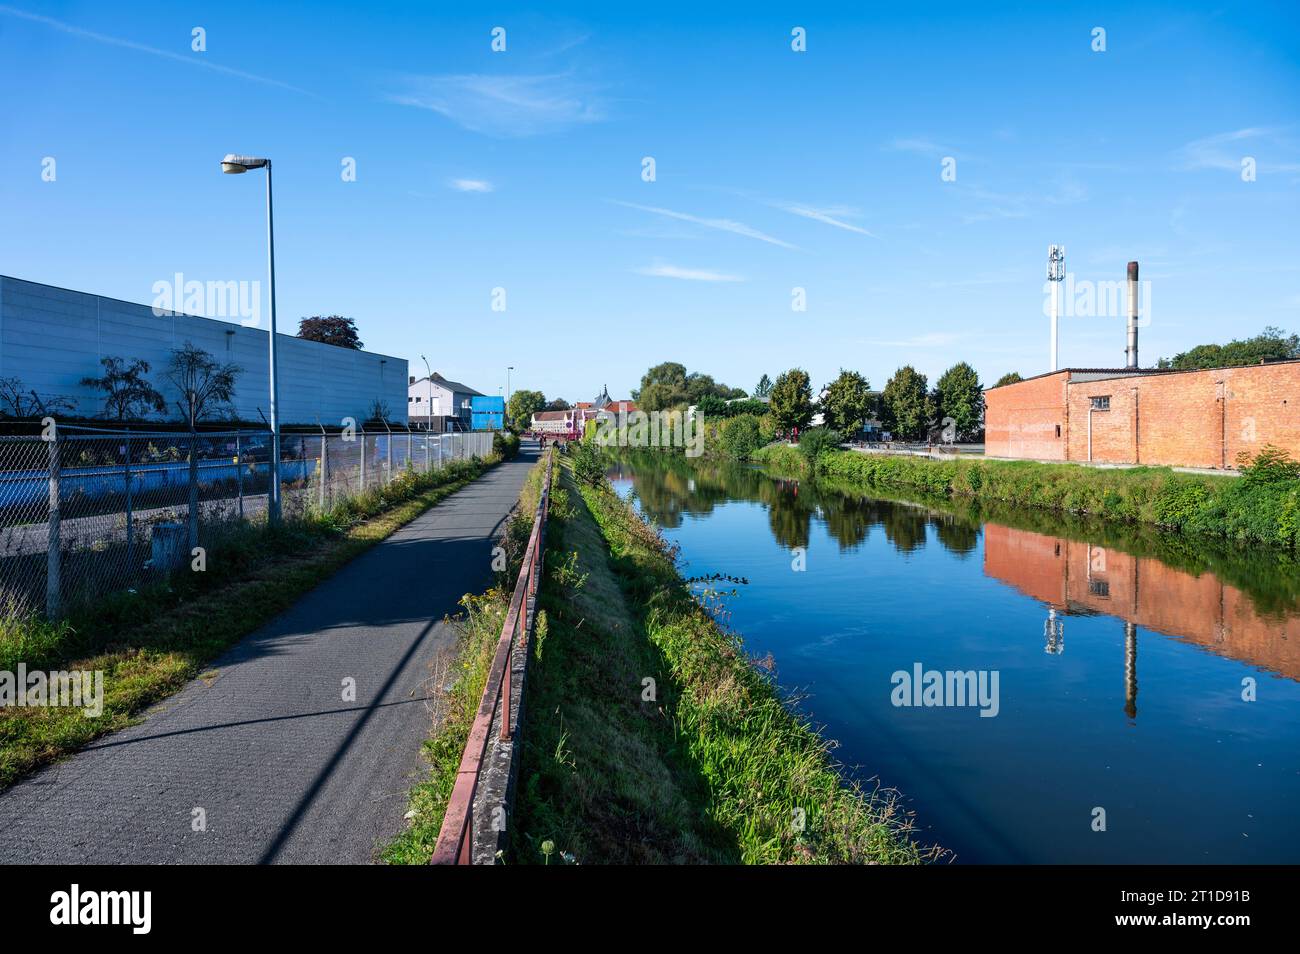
[[382, 452, 549, 865], [507, 448, 930, 864], [752, 443, 1300, 550], [0, 435, 518, 789]]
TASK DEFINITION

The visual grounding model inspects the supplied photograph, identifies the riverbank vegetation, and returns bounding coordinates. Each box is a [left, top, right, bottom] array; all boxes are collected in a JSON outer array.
[[752, 443, 1300, 550], [509, 450, 931, 864], [0, 448, 512, 789]]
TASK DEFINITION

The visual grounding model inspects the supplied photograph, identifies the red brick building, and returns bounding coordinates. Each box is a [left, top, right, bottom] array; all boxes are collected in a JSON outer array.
[[984, 360, 1300, 469]]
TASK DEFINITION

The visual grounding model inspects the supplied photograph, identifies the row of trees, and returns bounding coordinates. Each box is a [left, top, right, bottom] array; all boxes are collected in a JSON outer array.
[[757, 363, 990, 441]]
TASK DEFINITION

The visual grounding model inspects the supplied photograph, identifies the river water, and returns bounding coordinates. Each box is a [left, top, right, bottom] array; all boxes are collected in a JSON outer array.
[[607, 455, 1300, 863]]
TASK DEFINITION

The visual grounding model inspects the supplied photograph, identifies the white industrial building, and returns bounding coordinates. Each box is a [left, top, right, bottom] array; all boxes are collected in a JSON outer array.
[[407, 373, 483, 431], [0, 276, 408, 425]]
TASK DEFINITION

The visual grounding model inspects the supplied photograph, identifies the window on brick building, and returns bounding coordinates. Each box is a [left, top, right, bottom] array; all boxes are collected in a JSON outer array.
[[1089, 579, 1110, 598], [1055, 424, 1061, 438], [1090, 396, 1110, 410]]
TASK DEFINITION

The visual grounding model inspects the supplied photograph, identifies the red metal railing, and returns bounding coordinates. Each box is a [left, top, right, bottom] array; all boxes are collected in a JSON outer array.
[[431, 447, 552, 865]]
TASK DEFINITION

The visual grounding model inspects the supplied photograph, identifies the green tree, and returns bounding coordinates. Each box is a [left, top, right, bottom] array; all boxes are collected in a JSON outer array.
[[992, 371, 1023, 388], [932, 362, 984, 439], [297, 315, 363, 350], [880, 366, 932, 440], [1158, 327, 1300, 370], [545, 398, 571, 410], [506, 389, 546, 432], [753, 374, 773, 399], [636, 361, 689, 410], [80, 356, 167, 420], [769, 368, 814, 433], [819, 369, 873, 434]]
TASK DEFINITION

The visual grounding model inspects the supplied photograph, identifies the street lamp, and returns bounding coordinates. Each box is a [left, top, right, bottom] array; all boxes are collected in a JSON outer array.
[[221, 153, 281, 524], [507, 366, 513, 403]]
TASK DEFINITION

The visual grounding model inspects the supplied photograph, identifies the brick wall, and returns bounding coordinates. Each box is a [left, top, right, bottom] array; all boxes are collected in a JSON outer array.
[[987, 361, 1300, 469], [984, 371, 1068, 460]]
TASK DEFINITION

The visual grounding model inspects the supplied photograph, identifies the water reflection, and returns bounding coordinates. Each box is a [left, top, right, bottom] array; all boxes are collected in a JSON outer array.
[[612, 453, 1300, 688], [984, 522, 1300, 689], [607, 452, 1300, 862]]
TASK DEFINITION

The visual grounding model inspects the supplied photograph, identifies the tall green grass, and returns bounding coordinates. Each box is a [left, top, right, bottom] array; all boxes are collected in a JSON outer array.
[[511, 457, 933, 864]]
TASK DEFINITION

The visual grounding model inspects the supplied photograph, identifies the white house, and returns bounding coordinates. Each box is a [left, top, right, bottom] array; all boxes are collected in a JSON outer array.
[[407, 372, 483, 431]]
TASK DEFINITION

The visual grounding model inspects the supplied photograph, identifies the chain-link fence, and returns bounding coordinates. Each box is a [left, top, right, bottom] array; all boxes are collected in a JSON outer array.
[[0, 425, 495, 618]]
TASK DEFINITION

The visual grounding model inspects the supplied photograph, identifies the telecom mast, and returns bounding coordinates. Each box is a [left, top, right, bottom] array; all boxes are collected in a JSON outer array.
[[1047, 244, 1066, 372]]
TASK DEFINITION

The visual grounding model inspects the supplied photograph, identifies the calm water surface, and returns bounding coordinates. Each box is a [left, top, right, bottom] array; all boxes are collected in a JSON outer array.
[[608, 455, 1300, 863]]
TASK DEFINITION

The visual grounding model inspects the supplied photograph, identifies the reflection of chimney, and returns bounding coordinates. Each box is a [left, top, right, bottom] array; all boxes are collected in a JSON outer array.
[[1124, 621, 1139, 720], [1126, 261, 1140, 368]]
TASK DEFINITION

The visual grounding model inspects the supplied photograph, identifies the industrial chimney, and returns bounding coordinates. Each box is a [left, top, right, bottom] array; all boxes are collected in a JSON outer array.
[[1125, 261, 1140, 368]]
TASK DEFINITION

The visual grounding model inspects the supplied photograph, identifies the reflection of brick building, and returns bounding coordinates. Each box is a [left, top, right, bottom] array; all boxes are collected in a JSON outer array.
[[984, 361, 1300, 469], [983, 522, 1300, 681]]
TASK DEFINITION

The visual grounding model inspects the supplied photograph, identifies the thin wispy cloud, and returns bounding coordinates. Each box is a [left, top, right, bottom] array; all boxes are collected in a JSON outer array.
[[388, 72, 606, 137], [1178, 127, 1300, 174], [885, 137, 953, 157], [0, 5, 313, 95], [449, 178, 493, 193], [778, 203, 877, 237], [613, 201, 796, 249], [636, 263, 745, 282]]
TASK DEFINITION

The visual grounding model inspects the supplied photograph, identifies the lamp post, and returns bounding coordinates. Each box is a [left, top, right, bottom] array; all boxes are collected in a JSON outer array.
[[221, 153, 281, 524]]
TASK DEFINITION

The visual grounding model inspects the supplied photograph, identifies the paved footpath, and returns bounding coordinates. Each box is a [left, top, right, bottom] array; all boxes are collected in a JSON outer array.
[[0, 445, 539, 864]]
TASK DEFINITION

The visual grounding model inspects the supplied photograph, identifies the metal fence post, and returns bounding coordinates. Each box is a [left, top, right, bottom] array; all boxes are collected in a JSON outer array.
[[188, 431, 199, 551], [236, 433, 244, 519], [407, 426, 413, 471], [46, 428, 61, 618], [359, 426, 367, 493], [318, 427, 328, 512], [384, 422, 392, 486], [425, 429, 431, 473], [124, 434, 134, 572]]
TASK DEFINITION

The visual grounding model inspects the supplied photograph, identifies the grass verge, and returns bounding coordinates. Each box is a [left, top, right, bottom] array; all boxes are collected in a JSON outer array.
[[0, 451, 509, 789], [510, 452, 931, 864], [380, 453, 547, 865]]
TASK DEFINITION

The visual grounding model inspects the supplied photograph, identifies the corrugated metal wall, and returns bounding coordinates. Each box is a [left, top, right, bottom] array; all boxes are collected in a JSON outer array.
[[0, 276, 408, 425]]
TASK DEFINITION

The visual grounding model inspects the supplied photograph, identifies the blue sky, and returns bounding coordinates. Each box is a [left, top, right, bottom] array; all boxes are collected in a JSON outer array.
[[1, 1, 1297, 402]]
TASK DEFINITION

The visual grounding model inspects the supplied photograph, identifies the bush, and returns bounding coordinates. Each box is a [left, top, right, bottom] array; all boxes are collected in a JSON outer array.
[[571, 440, 606, 486], [1237, 444, 1300, 487], [797, 427, 841, 463], [492, 430, 521, 460], [718, 414, 763, 459]]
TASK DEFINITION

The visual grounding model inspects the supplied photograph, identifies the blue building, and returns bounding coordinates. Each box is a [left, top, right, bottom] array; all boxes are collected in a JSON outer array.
[[470, 395, 505, 431]]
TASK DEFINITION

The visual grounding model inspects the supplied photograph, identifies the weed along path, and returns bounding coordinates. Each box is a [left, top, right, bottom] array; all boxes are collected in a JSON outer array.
[[0, 445, 540, 864]]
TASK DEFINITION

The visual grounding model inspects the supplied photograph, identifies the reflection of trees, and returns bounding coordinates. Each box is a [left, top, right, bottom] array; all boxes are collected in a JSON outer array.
[[881, 506, 929, 554], [821, 497, 874, 551], [616, 452, 992, 560], [766, 481, 812, 550], [931, 514, 980, 558]]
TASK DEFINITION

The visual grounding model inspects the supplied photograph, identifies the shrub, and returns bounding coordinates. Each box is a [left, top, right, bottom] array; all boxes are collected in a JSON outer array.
[[1237, 444, 1300, 487], [797, 427, 842, 463], [571, 440, 605, 486], [718, 414, 763, 459], [492, 430, 521, 460]]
